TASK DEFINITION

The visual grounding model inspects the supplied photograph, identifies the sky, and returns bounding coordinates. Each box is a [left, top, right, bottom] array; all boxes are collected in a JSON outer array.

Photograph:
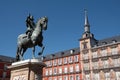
[[0, 0, 120, 59]]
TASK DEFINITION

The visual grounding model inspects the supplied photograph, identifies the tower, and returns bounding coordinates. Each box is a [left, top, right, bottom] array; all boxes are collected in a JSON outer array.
[[79, 10, 97, 80]]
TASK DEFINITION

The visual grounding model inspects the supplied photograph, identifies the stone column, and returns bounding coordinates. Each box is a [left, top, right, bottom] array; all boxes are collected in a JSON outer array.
[[8, 59, 46, 80]]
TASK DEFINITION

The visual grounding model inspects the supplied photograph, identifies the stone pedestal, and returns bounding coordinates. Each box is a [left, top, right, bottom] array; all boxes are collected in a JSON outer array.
[[8, 59, 46, 80]]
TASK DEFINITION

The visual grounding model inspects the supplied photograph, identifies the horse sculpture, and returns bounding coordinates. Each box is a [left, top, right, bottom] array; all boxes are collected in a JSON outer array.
[[16, 16, 48, 61]]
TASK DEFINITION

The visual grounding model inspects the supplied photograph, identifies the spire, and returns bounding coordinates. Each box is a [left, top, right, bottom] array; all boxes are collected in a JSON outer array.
[[84, 9, 90, 33]]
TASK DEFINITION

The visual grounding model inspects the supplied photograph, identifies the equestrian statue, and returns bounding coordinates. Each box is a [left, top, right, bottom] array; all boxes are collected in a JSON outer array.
[[16, 14, 48, 61]]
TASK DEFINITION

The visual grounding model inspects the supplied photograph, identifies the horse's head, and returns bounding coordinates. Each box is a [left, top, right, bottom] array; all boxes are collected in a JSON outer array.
[[39, 16, 48, 30]]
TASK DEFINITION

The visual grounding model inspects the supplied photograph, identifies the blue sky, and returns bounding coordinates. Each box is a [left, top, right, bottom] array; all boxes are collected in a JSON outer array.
[[0, 0, 120, 59]]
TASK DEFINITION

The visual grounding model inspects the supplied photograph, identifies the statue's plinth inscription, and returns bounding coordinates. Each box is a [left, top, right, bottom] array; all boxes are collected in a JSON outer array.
[[8, 59, 46, 80]]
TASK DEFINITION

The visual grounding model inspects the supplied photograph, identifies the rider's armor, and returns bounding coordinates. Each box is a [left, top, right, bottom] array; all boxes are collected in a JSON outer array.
[[26, 15, 35, 39]]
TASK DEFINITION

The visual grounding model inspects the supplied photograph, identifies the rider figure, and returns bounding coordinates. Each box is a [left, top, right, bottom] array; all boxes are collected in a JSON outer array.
[[26, 14, 35, 39]]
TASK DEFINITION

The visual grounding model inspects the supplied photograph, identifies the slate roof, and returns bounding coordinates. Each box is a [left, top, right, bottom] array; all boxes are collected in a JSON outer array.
[[94, 35, 120, 47], [43, 47, 80, 61], [0, 55, 15, 63]]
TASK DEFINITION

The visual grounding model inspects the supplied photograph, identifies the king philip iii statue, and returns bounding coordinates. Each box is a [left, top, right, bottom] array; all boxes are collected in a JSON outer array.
[[16, 14, 48, 61]]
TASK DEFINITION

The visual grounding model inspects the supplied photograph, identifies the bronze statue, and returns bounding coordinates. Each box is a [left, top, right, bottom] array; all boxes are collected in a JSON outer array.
[[16, 15, 48, 61]]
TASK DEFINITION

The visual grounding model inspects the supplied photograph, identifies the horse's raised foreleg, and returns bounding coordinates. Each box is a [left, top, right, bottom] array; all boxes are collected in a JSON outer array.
[[32, 46, 35, 59]]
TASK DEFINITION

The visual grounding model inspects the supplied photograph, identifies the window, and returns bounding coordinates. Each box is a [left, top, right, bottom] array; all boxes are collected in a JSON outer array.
[[70, 66, 73, 73], [69, 56, 73, 63], [64, 57, 67, 64], [64, 76, 68, 80], [54, 68, 57, 75], [76, 75, 79, 80], [116, 72, 120, 80], [101, 49, 107, 57], [85, 74, 90, 80], [74, 55, 79, 62], [59, 67, 62, 74], [83, 53, 88, 60], [58, 58, 62, 65], [75, 64, 79, 72], [84, 63, 89, 70], [49, 61, 52, 67], [70, 76, 74, 80], [82, 42, 87, 49], [64, 67, 68, 73], [49, 69, 52, 75], [59, 77, 62, 80], [93, 73, 99, 80], [92, 51, 97, 58], [103, 60, 109, 68], [53, 59, 57, 66], [93, 62, 98, 69], [114, 59, 119, 67], [105, 72, 110, 80], [45, 70, 48, 76], [111, 47, 118, 55]]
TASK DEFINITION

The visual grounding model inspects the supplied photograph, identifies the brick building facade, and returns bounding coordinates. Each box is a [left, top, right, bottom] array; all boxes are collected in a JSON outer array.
[[0, 55, 14, 80], [42, 10, 120, 80]]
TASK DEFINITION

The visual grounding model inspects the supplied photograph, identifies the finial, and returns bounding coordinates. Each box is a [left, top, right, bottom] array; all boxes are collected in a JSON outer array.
[[84, 9, 90, 33], [84, 9, 87, 16]]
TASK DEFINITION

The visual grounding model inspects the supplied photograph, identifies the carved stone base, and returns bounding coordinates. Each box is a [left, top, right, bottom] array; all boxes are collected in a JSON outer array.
[[8, 59, 46, 80]]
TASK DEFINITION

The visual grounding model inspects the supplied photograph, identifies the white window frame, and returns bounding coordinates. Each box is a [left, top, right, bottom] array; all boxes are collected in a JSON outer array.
[[64, 67, 68, 73], [70, 66, 73, 73], [101, 49, 107, 57], [111, 47, 118, 55], [74, 55, 79, 62], [93, 73, 99, 80], [53, 59, 57, 66], [116, 71, 120, 80], [64, 76, 68, 80], [64, 57, 67, 64], [75, 64, 79, 72], [69, 56, 73, 63], [58, 58, 62, 65], [83, 53, 89, 60], [76, 75, 79, 80], [85, 74, 90, 80], [105, 72, 110, 80], [92, 51, 97, 58], [49, 68, 52, 75], [54, 68, 57, 75], [59, 67, 62, 74], [70, 75, 74, 80], [45, 70, 48, 76]]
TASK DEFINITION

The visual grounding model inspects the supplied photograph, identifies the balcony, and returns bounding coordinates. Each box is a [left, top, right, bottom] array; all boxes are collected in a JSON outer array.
[[92, 63, 120, 71], [92, 52, 120, 60], [82, 55, 89, 62]]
